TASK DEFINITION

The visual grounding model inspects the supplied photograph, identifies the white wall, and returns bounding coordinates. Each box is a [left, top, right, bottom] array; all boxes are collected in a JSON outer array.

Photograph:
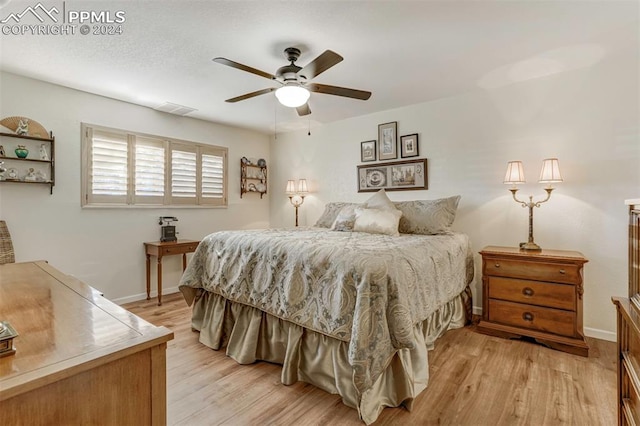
[[0, 72, 271, 302], [270, 50, 639, 340]]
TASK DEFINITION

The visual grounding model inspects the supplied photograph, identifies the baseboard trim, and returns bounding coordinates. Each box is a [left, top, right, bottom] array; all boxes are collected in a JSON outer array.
[[112, 286, 180, 305], [584, 327, 616, 342]]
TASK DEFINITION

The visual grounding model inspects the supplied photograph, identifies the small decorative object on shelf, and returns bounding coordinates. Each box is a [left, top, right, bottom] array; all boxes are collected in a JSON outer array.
[[24, 168, 37, 182], [15, 145, 28, 158], [6, 168, 18, 181], [39, 143, 49, 161], [0, 320, 18, 358], [241, 156, 250, 164], [257, 158, 267, 167], [16, 118, 29, 135]]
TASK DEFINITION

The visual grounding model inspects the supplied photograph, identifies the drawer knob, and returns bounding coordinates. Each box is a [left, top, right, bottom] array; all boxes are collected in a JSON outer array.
[[522, 312, 534, 321], [494, 263, 500, 268], [522, 287, 534, 297], [559, 269, 566, 275]]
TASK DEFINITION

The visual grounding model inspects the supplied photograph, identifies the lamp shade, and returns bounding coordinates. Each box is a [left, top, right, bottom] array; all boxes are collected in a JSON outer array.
[[297, 179, 308, 194], [285, 180, 296, 194], [503, 161, 526, 184], [539, 158, 563, 183], [275, 84, 310, 108]]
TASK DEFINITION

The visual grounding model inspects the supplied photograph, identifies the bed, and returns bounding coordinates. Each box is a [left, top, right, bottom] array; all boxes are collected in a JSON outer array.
[[179, 195, 474, 424]]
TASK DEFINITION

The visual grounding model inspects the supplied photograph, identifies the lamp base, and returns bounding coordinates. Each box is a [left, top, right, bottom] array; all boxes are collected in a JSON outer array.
[[519, 241, 542, 251]]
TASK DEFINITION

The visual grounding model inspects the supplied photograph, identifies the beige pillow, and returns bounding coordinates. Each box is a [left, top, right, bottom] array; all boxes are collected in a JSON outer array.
[[395, 195, 461, 235], [353, 207, 402, 236], [331, 205, 358, 231], [364, 189, 396, 211]]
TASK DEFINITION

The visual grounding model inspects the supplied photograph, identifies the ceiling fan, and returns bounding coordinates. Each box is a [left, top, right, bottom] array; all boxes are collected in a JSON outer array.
[[213, 47, 372, 116]]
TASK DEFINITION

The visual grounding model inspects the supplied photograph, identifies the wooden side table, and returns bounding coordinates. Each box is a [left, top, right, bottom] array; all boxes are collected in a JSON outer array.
[[144, 240, 199, 305], [477, 246, 589, 356]]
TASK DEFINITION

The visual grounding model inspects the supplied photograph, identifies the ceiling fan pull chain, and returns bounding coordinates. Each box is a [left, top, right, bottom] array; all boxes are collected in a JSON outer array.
[[308, 117, 311, 136], [274, 102, 277, 140]]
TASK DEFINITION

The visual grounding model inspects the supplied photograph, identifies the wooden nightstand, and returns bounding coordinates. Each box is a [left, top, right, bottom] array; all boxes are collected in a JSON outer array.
[[477, 246, 589, 357], [144, 239, 199, 305]]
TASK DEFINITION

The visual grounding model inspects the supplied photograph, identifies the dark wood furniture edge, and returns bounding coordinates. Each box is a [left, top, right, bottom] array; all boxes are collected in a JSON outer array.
[[477, 320, 589, 357]]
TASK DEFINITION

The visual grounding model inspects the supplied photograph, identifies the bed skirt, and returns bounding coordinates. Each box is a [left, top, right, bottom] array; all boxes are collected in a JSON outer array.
[[186, 286, 471, 424]]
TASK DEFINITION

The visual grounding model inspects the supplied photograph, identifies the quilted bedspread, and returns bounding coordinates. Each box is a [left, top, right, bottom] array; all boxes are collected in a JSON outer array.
[[179, 227, 473, 394]]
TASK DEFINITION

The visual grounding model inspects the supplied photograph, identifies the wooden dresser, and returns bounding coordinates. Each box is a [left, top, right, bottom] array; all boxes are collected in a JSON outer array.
[[0, 261, 174, 425], [477, 246, 589, 356], [613, 198, 640, 425]]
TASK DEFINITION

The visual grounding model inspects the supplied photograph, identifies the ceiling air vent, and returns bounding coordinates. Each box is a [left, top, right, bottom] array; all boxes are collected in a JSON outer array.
[[154, 102, 197, 116]]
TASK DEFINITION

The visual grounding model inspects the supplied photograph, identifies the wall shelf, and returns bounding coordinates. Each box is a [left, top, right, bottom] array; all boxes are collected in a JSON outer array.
[[0, 130, 55, 194], [240, 160, 267, 199]]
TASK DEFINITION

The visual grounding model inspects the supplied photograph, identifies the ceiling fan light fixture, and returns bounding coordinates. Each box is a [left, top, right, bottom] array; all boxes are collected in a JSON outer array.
[[275, 84, 310, 108]]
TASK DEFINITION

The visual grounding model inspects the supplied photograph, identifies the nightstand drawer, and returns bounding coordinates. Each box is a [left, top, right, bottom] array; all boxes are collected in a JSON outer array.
[[162, 243, 198, 255], [488, 277, 575, 311], [484, 259, 581, 284], [488, 299, 576, 337]]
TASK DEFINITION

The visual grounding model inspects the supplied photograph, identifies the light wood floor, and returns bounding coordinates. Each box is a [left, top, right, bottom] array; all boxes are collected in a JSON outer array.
[[123, 293, 617, 425]]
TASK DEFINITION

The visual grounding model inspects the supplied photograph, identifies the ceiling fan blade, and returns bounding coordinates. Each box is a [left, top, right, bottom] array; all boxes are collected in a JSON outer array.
[[296, 103, 311, 116], [213, 57, 276, 80], [225, 87, 276, 103], [298, 50, 343, 80], [307, 83, 371, 100]]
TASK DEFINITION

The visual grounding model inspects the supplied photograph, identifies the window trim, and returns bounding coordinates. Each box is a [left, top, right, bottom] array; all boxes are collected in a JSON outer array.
[[81, 123, 228, 208]]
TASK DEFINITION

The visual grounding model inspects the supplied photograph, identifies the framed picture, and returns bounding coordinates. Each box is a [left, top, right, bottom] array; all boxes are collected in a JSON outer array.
[[377, 121, 397, 160], [360, 140, 376, 162], [400, 134, 419, 158], [357, 158, 428, 192]]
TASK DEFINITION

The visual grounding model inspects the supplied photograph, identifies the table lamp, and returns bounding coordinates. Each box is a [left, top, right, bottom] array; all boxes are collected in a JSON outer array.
[[504, 158, 563, 251]]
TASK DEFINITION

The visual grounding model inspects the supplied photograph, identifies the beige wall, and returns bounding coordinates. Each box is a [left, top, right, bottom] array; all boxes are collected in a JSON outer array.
[[0, 72, 271, 302], [269, 49, 639, 341]]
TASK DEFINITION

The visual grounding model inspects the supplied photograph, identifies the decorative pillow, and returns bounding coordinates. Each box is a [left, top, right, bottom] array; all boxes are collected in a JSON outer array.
[[331, 205, 358, 231], [315, 202, 360, 228], [353, 207, 402, 236], [395, 195, 461, 235], [364, 188, 396, 211]]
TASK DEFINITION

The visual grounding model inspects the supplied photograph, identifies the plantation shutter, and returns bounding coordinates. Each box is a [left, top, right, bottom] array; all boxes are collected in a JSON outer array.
[[201, 147, 227, 206], [170, 144, 197, 204], [87, 128, 128, 204], [135, 136, 166, 204], [82, 123, 228, 207]]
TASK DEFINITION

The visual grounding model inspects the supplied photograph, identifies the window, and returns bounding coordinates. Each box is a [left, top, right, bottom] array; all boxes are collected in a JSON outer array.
[[82, 124, 227, 207]]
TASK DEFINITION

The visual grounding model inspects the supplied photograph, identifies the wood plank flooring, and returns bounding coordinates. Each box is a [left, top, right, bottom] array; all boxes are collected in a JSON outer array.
[[123, 293, 617, 425]]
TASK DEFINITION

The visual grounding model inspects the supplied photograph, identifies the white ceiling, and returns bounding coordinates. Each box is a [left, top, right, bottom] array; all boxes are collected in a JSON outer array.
[[0, 1, 637, 135]]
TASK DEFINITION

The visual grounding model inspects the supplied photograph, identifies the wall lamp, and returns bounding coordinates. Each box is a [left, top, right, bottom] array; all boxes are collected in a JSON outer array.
[[286, 179, 308, 227], [504, 158, 563, 251]]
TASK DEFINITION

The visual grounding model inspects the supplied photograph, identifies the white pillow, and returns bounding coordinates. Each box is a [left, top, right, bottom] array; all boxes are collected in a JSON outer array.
[[331, 205, 358, 231], [364, 189, 396, 211], [353, 207, 402, 236]]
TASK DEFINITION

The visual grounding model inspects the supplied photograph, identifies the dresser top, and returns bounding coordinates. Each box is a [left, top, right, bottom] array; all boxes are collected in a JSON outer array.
[[480, 245, 587, 262], [0, 261, 173, 399]]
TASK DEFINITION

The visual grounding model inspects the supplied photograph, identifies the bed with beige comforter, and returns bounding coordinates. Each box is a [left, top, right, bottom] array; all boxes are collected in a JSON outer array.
[[180, 227, 473, 424]]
